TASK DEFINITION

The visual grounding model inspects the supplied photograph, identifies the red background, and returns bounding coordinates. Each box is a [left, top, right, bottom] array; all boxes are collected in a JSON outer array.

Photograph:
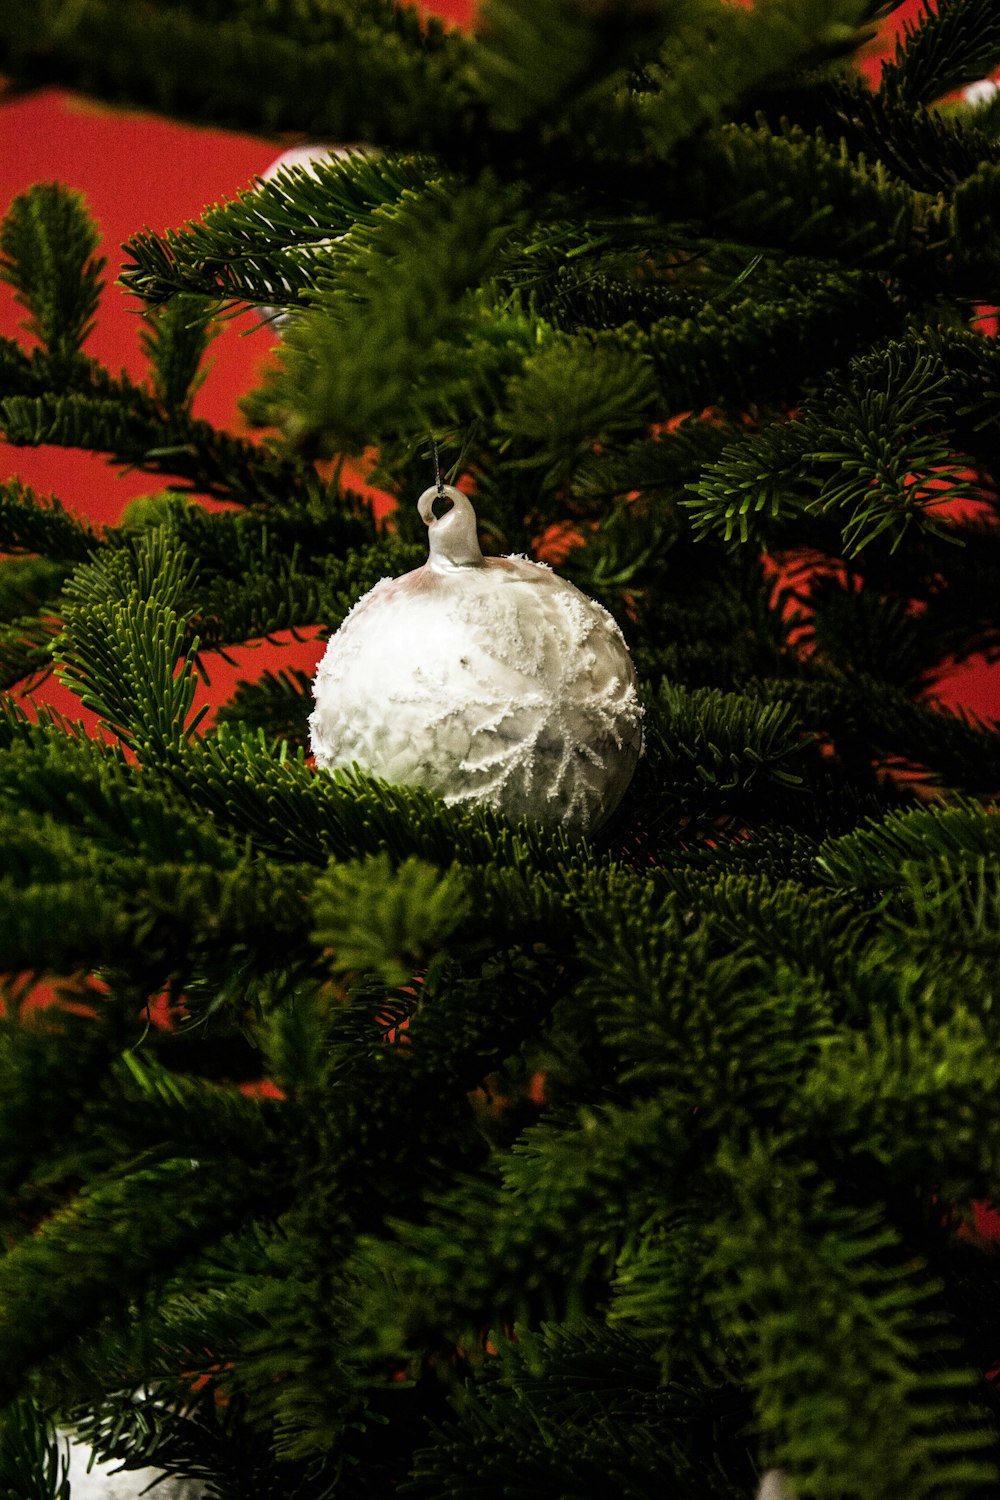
[[0, 0, 995, 724]]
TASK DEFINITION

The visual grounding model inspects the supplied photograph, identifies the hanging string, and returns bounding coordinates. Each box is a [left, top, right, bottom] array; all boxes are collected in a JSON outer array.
[[431, 436, 445, 497]]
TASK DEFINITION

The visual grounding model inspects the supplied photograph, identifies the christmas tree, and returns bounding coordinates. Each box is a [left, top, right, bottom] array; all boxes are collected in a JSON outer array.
[[2, 0, 1000, 1495]]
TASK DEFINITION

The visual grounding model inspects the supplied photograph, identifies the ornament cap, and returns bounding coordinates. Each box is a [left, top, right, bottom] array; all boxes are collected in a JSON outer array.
[[417, 485, 485, 570]]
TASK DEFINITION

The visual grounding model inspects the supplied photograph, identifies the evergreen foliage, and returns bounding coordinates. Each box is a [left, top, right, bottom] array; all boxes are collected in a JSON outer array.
[[1, 1, 999, 1497]]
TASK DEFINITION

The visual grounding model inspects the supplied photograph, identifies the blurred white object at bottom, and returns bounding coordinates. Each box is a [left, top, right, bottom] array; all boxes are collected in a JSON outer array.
[[58, 1428, 204, 1500], [756, 1469, 796, 1500]]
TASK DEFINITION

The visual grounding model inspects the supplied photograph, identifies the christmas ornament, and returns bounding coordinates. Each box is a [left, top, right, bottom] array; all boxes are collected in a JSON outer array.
[[965, 76, 1000, 107], [58, 1426, 204, 1500], [309, 484, 643, 831], [756, 1472, 796, 1500]]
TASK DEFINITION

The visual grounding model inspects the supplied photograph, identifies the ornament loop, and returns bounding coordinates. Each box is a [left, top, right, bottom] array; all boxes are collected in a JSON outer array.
[[417, 485, 485, 570]]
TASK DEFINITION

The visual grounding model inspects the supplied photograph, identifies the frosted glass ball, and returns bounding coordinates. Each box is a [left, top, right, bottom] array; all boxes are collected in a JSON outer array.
[[310, 487, 643, 832], [965, 77, 1000, 106], [58, 1427, 204, 1499]]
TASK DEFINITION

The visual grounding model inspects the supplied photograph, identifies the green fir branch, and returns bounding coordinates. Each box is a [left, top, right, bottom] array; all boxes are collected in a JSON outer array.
[[816, 798, 1000, 895], [405, 1322, 752, 1499], [0, 612, 61, 691], [350, 1094, 690, 1358], [0, 995, 127, 1200], [215, 666, 312, 749], [139, 293, 220, 414], [0, 1156, 285, 1408], [644, 681, 807, 811], [578, 882, 834, 1128], [818, 75, 1000, 194], [471, 0, 682, 133], [120, 151, 448, 309], [251, 176, 531, 451], [0, 1400, 70, 1500], [949, 161, 1000, 287], [0, 479, 101, 561], [191, 534, 423, 650], [686, 336, 985, 554], [312, 851, 474, 987], [497, 334, 658, 480], [0, 182, 105, 360], [53, 530, 208, 758], [0, 0, 472, 145], [642, 0, 875, 161], [170, 730, 587, 872], [640, 267, 904, 413], [768, 673, 1000, 792], [0, 336, 59, 398], [790, 939, 1000, 1192], [880, 0, 1000, 107], [708, 1141, 996, 1499], [674, 121, 925, 269], [0, 387, 309, 508]]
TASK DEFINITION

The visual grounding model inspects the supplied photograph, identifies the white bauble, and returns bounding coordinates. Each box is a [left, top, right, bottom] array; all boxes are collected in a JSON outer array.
[[310, 486, 643, 832], [58, 1428, 204, 1500], [965, 77, 1000, 106], [260, 142, 346, 180], [756, 1471, 796, 1500]]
